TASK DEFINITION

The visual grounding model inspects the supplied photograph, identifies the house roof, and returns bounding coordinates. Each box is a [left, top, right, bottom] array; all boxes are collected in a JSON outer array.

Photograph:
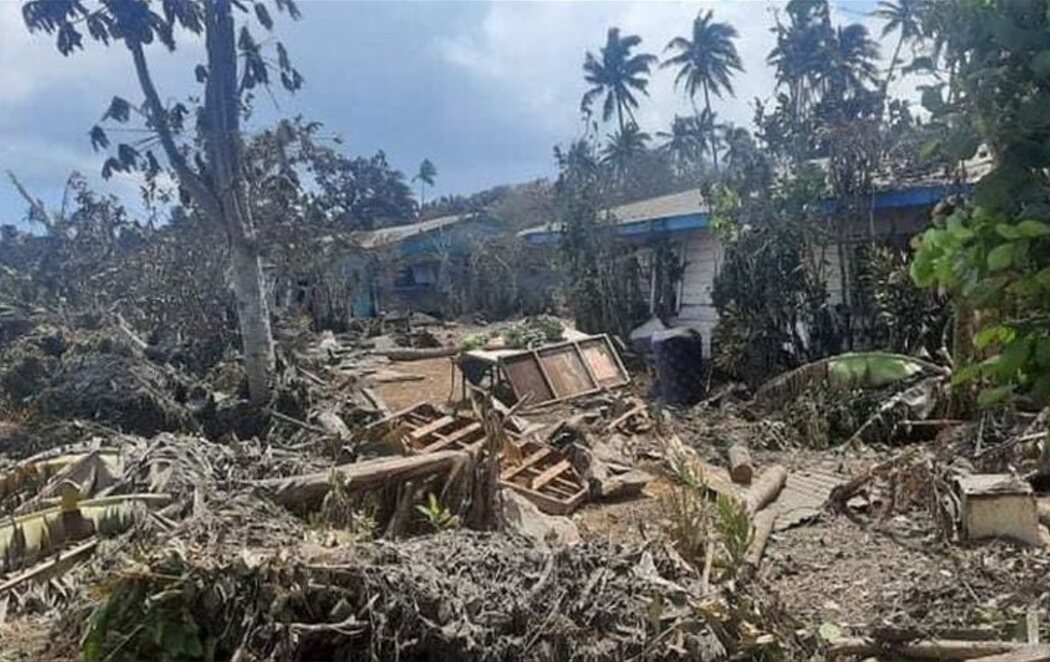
[[353, 213, 476, 250], [519, 169, 988, 246]]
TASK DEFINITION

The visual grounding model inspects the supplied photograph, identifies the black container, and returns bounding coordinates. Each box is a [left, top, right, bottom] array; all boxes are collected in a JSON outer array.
[[651, 328, 704, 406]]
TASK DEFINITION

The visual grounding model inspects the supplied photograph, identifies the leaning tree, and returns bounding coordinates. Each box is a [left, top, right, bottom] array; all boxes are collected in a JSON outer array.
[[22, 0, 304, 405]]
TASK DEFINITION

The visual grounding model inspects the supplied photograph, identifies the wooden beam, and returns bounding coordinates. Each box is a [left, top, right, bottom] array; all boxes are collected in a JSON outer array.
[[531, 459, 571, 490], [409, 416, 455, 441], [423, 422, 483, 453], [501, 447, 552, 481]]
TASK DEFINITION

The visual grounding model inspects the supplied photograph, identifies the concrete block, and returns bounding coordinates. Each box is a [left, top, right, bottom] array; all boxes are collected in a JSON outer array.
[[957, 474, 1041, 547]]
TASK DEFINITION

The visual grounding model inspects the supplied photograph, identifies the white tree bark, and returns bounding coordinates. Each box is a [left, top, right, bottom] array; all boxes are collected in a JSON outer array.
[[202, 0, 275, 403]]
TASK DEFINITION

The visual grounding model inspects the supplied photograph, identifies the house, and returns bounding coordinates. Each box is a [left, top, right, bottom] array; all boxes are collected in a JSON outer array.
[[519, 171, 980, 353], [346, 212, 502, 317]]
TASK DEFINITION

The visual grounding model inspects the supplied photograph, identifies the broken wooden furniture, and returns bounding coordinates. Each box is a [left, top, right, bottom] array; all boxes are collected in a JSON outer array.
[[956, 474, 1042, 547], [364, 402, 488, 454], [458, 333, 629, 408], [499, 438, 588, 516], [364, 402, 588, 515]]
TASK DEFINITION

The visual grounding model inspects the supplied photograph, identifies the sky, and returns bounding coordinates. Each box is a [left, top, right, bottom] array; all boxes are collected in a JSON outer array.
[[0, 0, 904, 225]]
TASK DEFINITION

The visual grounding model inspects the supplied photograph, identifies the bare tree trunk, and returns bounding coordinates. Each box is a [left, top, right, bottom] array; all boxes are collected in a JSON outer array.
[[703, 84, 719, 172], [205, 0, 275, 404]]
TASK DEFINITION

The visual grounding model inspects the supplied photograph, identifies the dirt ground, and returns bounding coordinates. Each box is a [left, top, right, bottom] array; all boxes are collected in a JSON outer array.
[[375, 356, 461, 411]]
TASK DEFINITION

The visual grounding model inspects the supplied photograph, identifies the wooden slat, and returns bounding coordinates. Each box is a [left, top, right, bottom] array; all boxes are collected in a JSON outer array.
[[530, 349, 560, 399], [571, 340, 601, 390], [532, 459, 571, 490], [409, 416, 456, 440], [423, 422, 483, 453], [501, 447, 551, 481]]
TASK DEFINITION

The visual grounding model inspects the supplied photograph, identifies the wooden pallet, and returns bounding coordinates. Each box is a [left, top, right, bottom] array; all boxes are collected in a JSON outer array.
[[365, 402, 488, 454], [500, 439, 587, 516], [368, 402, 588, 515]]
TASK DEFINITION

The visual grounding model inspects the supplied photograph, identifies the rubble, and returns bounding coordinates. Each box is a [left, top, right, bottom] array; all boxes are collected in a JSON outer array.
[[0, 309, 1048, 662]]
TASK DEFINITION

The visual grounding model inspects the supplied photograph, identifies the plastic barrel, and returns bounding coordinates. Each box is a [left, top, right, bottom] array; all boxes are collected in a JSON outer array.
[[651, 328, 704, 405]]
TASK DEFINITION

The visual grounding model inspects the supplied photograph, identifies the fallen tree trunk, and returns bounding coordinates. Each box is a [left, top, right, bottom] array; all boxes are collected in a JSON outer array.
[[374, 347, 461, 361], [973, 644, 1050, 661], [744, 465, 787, 515], [728, 444, 753, 485], [828, 637, 1036, 660], [253, 450, 470, 513], [745, 509, 777, 569]]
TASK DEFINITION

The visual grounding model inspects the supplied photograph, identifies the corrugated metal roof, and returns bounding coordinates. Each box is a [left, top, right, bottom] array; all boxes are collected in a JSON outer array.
[[519, 189, 705, 239], [519, 153, 994, 243], [353, 213, 475, 250]]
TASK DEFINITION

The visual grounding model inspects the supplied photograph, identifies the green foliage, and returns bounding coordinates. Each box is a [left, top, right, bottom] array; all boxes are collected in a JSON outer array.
[[910, 0, 1050, 406], [659, 485, 710, 567], [850, 245, 950, 355], [501, 315, 565, 349], [83, 562, 217, 662], [714, 494, 753, 579], [416, 492, 460, 531], [554, 140, 649, 338], [710, 168, 838, 386]]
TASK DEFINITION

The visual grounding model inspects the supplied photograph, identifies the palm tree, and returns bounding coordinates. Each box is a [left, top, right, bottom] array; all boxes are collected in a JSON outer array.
[[601, 123, 650, 184], [413, 158, 437, 210], [872, 0, 923, 90], [581, 28, 658, 132], [826, 24, 880, 99], [657, 115, 707, 176], [662, 10, 743, 171], [767, 0, 833, 118]]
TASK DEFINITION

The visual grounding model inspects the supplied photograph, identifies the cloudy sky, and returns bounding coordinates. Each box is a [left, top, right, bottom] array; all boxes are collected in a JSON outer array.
[[0, 0, 900, 224]]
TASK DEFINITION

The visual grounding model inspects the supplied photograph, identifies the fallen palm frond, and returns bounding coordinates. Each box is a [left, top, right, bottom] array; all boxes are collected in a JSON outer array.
[[0, 492, 165, 573], [846, 377, 943, 445], [753, 352, 946, 410]]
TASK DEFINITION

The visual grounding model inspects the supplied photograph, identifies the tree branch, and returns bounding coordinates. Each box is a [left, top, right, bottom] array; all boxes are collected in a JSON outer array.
[[125, 38, 224, 222], [6, 170, 53, 231]]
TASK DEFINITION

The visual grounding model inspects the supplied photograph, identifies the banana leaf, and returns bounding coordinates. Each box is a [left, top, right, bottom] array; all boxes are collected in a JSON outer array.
[[754, 352, 947, 409]]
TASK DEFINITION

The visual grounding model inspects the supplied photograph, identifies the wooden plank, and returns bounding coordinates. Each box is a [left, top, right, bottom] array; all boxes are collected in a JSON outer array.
[[539, 346, 594, 398], [532, 459, 571, 490], [531, 349, 560, 399], [501, 447, 552, 481], [409, 416, 456, 440], [572, 340, 602, 390], [422, 422, 483, 452]]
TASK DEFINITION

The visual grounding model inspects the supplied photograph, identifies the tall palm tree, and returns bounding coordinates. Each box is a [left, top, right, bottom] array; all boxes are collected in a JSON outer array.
[[873, 0, 923, 90], [827, 24, 880, 99], [662, 10, 743, 171], [413, 158, 437, 210], [581, 28, 657, 132], [601, 123, 650, 184], [767, 0, 833, 118], [657, 115, 707, 176]]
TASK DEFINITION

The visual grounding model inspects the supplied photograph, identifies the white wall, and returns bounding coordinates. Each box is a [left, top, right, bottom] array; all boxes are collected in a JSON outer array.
[[670, 229, 722, 354]]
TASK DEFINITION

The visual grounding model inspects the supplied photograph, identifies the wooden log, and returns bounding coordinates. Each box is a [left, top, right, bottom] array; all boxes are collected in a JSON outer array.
[[828, 637, 1035, 660], [745, 509, 777, 569], [253, 450, 470, 513], [744, 465, 787, 515], [973, 645, 1050, 661], [373, 346, 461, 361], [728, 443, 754, 485]]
